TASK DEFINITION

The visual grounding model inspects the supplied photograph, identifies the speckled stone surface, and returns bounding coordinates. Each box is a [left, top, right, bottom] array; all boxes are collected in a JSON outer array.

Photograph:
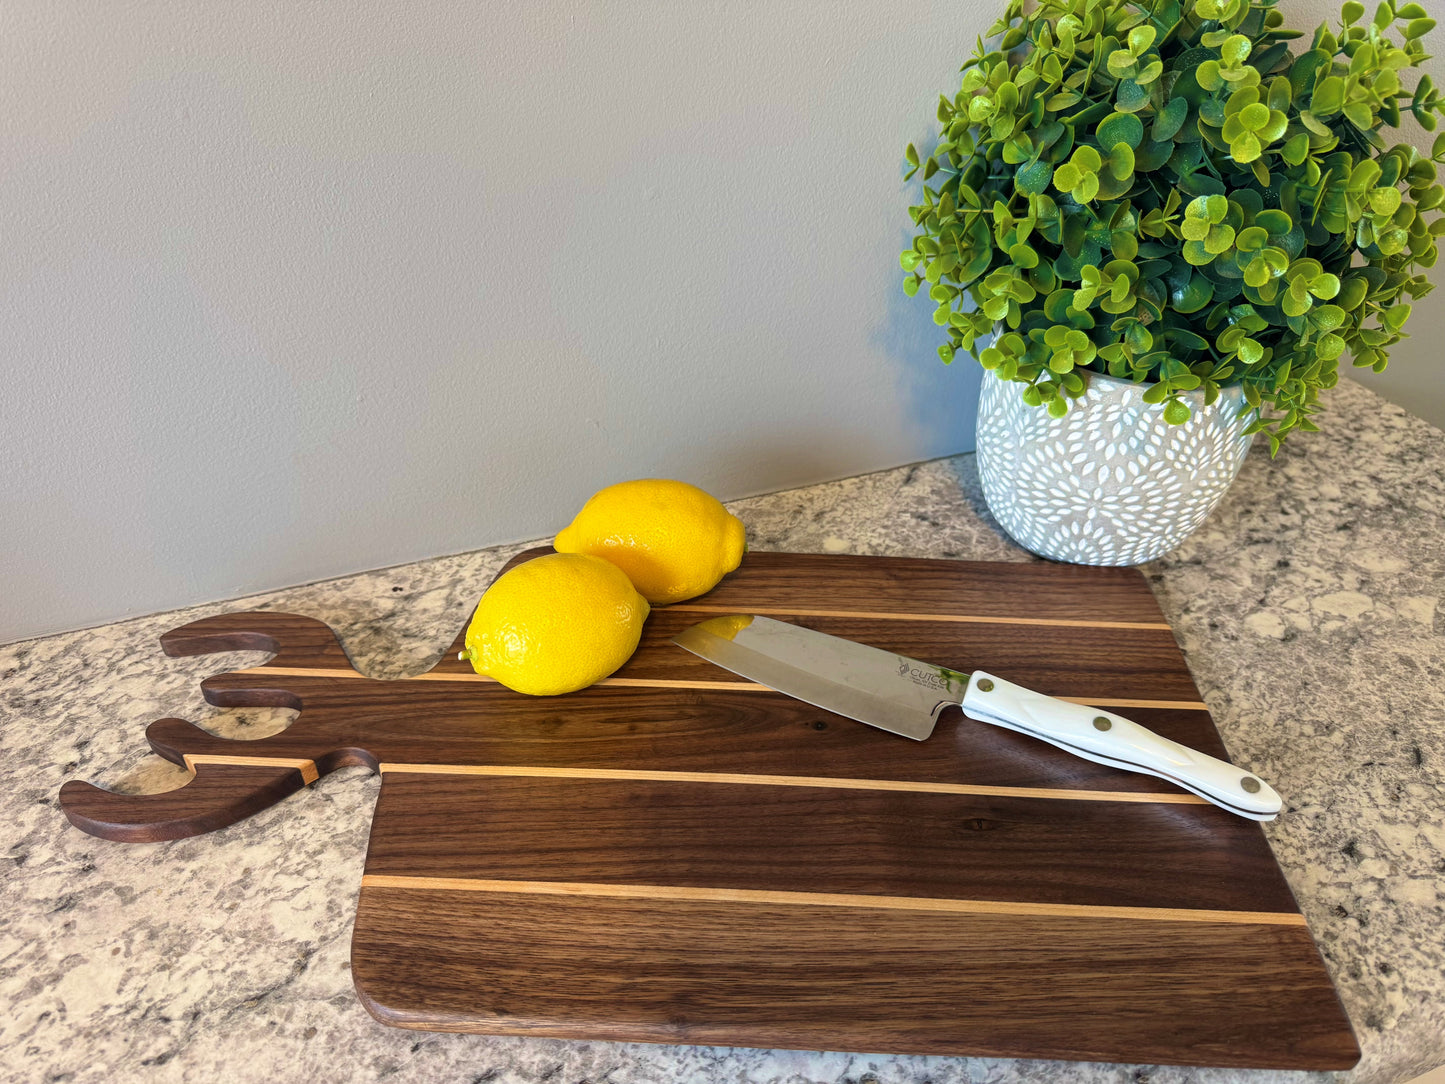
[[2, 377, 1441, 1084]]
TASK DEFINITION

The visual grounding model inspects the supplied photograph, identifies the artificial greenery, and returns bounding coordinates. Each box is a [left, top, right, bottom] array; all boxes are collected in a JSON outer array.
[[902, 0, 1445, 450]]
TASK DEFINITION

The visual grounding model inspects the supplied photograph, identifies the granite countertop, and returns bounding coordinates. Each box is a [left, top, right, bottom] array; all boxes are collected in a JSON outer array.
[[3, 377, 1442, 1084]]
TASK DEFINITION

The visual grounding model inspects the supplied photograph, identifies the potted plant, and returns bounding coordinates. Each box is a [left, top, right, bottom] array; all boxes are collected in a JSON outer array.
[[902, 0, 1444, 564]]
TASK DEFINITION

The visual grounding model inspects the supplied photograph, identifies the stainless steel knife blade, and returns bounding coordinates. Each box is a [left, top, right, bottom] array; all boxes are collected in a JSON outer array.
[[671, 614, 969, 740]]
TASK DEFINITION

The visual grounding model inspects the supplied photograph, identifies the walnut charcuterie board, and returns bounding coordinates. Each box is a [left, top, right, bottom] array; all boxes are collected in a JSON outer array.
[[59, 550, 1359, 1069]]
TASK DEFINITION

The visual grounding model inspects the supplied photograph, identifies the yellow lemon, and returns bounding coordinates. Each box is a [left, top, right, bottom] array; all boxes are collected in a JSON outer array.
[[553, 479, 746, 605], [459, 552, 649, 695]]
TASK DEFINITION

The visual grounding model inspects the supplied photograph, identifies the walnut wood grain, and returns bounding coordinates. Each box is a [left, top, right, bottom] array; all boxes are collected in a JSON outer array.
[[139, 688, 1231, 798], [160, 610, 354, 670], [428, 608, 1206, 703], [351, 887, 1360, 1069], [508, 549, 1177, 624], [58, 549, 1360, 1067], [363, 774, 1300, 913], [58, 762, 308, 842]]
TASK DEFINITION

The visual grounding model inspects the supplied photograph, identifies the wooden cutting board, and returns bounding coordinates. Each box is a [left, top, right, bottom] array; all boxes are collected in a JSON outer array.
[[60, 550, 1359, 1069]]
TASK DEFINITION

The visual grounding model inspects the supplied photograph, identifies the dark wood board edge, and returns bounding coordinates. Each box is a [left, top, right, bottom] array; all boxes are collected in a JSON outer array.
[[349, 886, 1362, 1070]]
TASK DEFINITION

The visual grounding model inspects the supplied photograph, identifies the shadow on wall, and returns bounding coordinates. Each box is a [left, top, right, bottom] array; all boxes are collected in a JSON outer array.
[[871, 229, 984, 459]]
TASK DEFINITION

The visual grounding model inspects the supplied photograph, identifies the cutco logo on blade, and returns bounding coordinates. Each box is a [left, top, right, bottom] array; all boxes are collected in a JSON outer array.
[[898, 659, 954, 692]]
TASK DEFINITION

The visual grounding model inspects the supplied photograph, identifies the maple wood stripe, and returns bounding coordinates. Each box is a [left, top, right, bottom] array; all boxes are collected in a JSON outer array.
[[668, 603, 1174, 630], [376, 762, 1212, 805], [230, 667, 1209, 710], [183, 753, 319, 785], [358, 874, 1306, 926]]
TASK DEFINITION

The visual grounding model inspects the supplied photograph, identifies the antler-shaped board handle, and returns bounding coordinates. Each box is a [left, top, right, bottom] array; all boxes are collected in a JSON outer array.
[[59, 759, 314, 842], [59, 612, 377, 843]]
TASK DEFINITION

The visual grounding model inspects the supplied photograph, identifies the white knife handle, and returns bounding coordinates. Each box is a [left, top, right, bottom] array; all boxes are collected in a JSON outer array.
[[960, 671, 1281, 821]]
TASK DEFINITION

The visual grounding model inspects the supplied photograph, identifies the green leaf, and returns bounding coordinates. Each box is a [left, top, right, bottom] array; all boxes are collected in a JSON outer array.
[[1310, 303, 1345, 330], [1231, 132, 1263, 162], [1369, 187, 1403, 215], [1153, 97, 1190, 142], [1137, 59, 1165, 85], [1016, 159, 1055, 196], [1062, 213, 1087, 258], [1311, 76, 1346, 115], [1299, 110, 1334, 137], [1236, 225, 1268, 251], [1044, 289, 1075, 322], [1350, 43, 1379, 77], [1267, 77, 1293, 114], [1009, 243, 1040, 269], [1255, 209, 1293, 235], [1108, 47, 1140, 79], [1239, 103, 1271, 131], [1205, 223, 1237, 254], [1197, 59, 1224, 92], [1183, 239, 1214, 265], [1108, 142, 1136, 179], [1097, 111, 1146, 149], [1162, 399, 1192, 425], [1343, 101, 1373, 129], [1282, 289, 1312, 317], [1244, 256, 1272, 287], [1172, 274, 1216, 312], [1337, 275, 1370, 309], [1116, 79, 1151, 113], [1221, 35, 1252, 67]]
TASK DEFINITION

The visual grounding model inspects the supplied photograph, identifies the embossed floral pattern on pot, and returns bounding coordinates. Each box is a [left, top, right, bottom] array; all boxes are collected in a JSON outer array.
[[975, 368, 1256, 566]]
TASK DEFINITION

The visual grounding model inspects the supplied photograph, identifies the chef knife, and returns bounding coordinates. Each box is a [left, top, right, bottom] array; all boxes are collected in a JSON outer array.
[[672, 614, 1281, 821]]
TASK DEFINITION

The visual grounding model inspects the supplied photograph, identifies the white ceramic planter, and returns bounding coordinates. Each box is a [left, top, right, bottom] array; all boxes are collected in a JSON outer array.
[[975, 367, 1256, 566]]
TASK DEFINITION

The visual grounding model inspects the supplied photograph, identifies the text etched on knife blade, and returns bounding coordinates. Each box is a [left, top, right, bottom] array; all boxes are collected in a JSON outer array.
[[897, 658, 960, 694]]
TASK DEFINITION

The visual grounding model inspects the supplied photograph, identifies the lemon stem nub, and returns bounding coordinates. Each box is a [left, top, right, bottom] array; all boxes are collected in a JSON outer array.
[[458, 649, 471, 662]]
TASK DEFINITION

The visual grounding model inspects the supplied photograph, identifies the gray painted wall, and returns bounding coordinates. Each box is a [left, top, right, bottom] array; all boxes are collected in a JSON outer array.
[[3, 1, 1441, 645], [1, 1, 985, 644]]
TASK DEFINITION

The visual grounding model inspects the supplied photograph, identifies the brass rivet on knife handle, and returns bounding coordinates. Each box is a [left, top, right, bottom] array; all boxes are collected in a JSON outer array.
[[1093, 717, 1112, 731], [976, 678, 994, 692], [1241, 776, 1262, 794]]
